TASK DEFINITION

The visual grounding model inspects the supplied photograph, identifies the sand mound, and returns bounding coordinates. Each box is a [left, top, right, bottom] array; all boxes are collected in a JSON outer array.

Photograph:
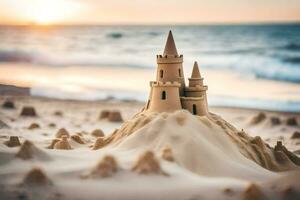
[[22, 167, 52, 186], [70, 134, 85, 144], [286, 117, 298, 126], [92, 137, 105, 150], [53, 110, 63, 116], [108, 111, 123, 122], [55, 128, 70, 138], [291, 131, 300, 139], [54, 136, 72, 150], [274, 141, 300, 167], [47, 138, 60, 149], [243, 183, 265, 200], [99, 110, 110, 119], [132, 151, 165, 175], [91, 129, 104, 137], [48, 123, 56, 128], [103, 110, 299, 179], [28, 123, 40, 130], [161, 145, 174, 162], [2, 100, 15, 109], [270, 117, 281, 126], [0, 120, 9, 129], [85, 155, 118, 178], [20, 106, 37, 117], [250, 112, 266, 125], [4, 136, 21, 147], [16, 140, 50, 160]]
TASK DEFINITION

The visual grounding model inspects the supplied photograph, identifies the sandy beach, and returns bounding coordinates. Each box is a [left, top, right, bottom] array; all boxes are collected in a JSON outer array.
[[0, 95, 299, 200]]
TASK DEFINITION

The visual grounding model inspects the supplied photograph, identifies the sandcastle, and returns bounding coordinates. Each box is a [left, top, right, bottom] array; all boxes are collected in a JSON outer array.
[[143, 31, 208, 116]]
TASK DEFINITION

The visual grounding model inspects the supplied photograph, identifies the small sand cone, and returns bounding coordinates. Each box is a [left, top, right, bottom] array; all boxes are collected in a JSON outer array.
[[4, 136, 21, 147], [99, 110, 110, 119], [2, 100, 15, 109], [20, 106, 37, 117], [54, 136, 72, 150], [55, 128, 70, 138], [223, 188, 234, 196], [132, 151, 165, 175], [161, 146, 175, 162], [270, 117, 281, 126], [291, 131, 300, 139], [91, 129, 104, 137], [92, 137, 105, 150], [286, 117, 297, 126], [54, 111, 63, 116], [89, 155, 118, 178], [28, 123, 40, 130], [47, 138, 60, 149], [250, 112, 266, 125], [243, 183, 265, 200], [16, 140, 48, 160], [48, 123, 56, 128], [71, 135, 85, 144], [108, 111, 123, 122], [22, 167, 52, 186]]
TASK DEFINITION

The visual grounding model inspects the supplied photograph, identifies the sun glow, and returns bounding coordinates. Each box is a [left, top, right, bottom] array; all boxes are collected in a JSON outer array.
[[27, 0, 82, 25]]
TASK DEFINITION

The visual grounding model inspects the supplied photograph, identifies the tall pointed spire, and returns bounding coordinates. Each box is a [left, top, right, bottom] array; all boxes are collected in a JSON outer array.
[[163, 30, 178, 56], [191, 61, 201, 78]]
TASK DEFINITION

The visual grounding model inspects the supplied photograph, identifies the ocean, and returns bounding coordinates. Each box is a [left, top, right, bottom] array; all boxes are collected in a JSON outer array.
[[0, 24, 300, 111]]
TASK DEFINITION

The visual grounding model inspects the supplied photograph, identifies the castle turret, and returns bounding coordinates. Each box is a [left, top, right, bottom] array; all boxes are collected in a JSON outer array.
[[147, 81, 182, 112], [189, 61, 204, 87], [181, 61, 208, 116], [156, 31, 185, 95]]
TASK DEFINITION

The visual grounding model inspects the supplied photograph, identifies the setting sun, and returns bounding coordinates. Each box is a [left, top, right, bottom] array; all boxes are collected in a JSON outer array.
[[26, 0, 82, 25]]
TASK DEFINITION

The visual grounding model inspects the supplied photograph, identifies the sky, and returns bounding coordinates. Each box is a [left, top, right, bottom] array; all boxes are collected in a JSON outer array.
[[0, 0, 299, 25]]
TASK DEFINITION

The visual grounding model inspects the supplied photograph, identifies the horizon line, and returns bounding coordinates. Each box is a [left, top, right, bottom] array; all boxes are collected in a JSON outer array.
[[0, 20, 299, 27]]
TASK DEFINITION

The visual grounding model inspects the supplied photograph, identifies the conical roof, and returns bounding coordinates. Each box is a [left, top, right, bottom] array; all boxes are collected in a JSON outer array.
[[163, 31, 178, 56], [191, 61, 201, 78]]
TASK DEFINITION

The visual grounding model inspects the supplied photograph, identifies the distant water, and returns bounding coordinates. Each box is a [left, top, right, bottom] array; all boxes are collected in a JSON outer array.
[[0, 24, 300, 82], [0, 24, 300, 111]]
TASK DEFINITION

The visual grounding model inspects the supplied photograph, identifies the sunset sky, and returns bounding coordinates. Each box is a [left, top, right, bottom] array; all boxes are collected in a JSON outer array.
[[0, 0, 299, 25]]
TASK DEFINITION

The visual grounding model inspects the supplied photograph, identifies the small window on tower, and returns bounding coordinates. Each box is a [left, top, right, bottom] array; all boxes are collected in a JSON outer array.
[[178, 68, 181, 77], [160, 70, 164, 78], [161, 91, 166, 100], [192, 104, 197, 115]]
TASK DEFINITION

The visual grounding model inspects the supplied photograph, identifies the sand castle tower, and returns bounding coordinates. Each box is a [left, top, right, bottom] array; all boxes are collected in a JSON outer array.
[[181, 62, 208, 116], [145, 31, 208, 116]]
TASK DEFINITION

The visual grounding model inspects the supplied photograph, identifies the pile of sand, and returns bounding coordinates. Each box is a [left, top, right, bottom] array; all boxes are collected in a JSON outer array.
[[20, 106, 37, 117], [22, 167, 52, 186], [55, 128, 70, 138], [4, 136, 21, 147], [16, 140, 50, 160], [99, 110, 123, 122], [84, 155, 118, 178], [103, 110, 299, 179], [2, 99, 15, 109], [53, 136, 72, 150], [91, 129, 104, 137], [28, 123, 40, 130], [132, 151, 166, 175]]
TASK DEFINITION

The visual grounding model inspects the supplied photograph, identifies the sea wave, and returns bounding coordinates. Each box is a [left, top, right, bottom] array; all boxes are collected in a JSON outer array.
[[0, 47, 299, 84], [281, 43, 300, 51]]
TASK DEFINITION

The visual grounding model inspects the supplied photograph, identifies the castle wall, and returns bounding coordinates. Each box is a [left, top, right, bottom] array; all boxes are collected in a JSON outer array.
[[147, 81, 182, 112], [156, 55, 185, 95], [181, 97, 208, 116]]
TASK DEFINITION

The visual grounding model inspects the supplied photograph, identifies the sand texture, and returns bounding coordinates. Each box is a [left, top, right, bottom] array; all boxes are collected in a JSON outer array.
[[0, 96, 299, 200]]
